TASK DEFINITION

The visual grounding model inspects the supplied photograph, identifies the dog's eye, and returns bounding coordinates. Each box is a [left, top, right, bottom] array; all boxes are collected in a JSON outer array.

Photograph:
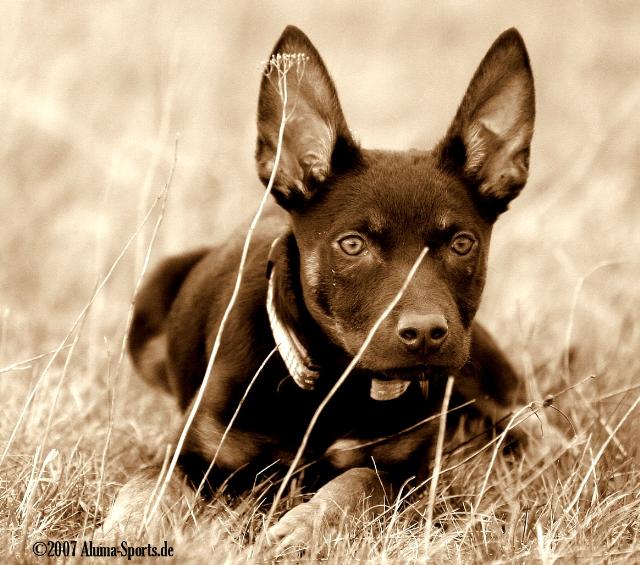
[[338, 235, 366, 256], [450, 233, 475, 255]]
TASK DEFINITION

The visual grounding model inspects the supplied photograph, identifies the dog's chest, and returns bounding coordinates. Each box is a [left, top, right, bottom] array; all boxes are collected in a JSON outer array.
[[254, 377, 441, 465]]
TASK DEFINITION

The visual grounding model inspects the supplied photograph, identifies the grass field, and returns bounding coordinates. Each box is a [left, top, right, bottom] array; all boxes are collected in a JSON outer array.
[[1, 1, 640, 562]]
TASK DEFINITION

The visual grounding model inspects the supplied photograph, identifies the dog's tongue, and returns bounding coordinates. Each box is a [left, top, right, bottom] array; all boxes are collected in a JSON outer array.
[[370, 378, 410, 401]]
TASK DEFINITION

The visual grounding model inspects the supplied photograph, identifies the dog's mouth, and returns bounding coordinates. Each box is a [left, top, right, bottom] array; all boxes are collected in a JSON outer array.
[[369, 365, 447, 401], [379, 364, 447, 381]]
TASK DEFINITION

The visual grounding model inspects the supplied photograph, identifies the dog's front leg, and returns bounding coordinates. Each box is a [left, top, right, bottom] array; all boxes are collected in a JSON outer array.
[[266, 467, 388, 550]]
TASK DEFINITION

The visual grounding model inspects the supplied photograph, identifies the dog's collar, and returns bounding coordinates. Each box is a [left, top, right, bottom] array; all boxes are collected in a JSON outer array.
[[265, 235, 425, 401], [266, 235, 320, 390]]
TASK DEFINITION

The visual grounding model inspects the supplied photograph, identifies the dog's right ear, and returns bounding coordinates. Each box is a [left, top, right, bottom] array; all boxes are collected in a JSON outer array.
[[256, 26, 359, 208]]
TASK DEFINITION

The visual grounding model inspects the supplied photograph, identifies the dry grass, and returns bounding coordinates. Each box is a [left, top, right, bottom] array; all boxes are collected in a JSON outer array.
[[1, 1, 640, 563]]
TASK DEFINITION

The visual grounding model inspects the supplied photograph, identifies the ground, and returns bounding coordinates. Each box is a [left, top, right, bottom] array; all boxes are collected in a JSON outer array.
[[1, 1, 639, 562]]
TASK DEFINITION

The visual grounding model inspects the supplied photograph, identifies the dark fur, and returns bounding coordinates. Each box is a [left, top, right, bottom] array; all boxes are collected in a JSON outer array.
[[107, 26, 555, 546]]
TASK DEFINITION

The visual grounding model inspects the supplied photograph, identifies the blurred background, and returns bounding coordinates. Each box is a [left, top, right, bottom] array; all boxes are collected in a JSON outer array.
[[1, 0, 639, 388]]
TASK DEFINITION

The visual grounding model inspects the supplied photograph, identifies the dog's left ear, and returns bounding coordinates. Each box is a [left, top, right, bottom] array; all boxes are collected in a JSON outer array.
[[439, 28, 535, 215], [256, 26, 359, 208]]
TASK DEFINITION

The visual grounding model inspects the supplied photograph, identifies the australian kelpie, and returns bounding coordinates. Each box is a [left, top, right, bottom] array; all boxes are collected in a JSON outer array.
[[104, 26, 561, 547]]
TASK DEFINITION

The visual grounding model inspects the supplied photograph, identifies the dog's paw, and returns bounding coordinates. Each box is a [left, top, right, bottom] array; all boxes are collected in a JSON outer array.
[[266, 500, 334, 553], [264, 467, 385, 554]]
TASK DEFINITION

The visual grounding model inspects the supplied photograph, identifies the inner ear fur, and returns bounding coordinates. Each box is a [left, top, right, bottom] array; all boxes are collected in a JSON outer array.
[[255, 26, 359, 208], [439, 28, 535, 213]]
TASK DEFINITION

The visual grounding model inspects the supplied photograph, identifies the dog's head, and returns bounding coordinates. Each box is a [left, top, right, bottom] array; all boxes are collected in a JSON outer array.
[[257, 27, 534, 382]]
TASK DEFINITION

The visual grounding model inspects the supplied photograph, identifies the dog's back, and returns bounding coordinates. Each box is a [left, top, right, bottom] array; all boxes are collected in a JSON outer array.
[[128, 206, 288, 405]]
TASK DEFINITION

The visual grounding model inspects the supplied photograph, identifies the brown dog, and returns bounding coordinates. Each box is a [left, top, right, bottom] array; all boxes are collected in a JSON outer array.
[[104, 26, 561, 547]]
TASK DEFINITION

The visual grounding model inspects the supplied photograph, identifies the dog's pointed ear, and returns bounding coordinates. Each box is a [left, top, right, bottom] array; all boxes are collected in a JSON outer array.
[[256, 26, 359, 208], [438, 29, 535, 215]]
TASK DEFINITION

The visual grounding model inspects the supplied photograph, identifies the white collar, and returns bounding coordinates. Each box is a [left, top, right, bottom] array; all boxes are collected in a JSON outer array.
[[266, 263, 320, 390]]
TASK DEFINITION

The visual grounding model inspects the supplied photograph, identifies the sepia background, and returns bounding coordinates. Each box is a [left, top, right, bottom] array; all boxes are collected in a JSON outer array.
[[1, 1, 639, 561]]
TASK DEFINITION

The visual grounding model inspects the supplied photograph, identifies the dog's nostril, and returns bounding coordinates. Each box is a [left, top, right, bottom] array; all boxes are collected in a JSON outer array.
[[430, 326, 447, 341], [399, 328, 418, 342]]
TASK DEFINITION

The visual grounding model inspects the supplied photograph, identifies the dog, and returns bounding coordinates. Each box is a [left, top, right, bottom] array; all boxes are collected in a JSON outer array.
[[103, 26, 562, 548]]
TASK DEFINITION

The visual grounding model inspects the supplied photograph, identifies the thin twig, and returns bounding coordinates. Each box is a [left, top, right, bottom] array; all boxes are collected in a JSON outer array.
[[142, 61, 295, 529], [192, 346, 279, 501], [0, 346, 72, 375], [0, 144, 174, 469], [474, 404, 540, 512], [422, 375, 454, 561], [563, 261, 629, 458], [563, 261, 625, 377], [93, 136, 178, 537]]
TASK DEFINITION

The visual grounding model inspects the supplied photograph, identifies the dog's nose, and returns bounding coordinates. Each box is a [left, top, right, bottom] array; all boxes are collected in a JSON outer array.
[[397, 313, 448, 352]]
